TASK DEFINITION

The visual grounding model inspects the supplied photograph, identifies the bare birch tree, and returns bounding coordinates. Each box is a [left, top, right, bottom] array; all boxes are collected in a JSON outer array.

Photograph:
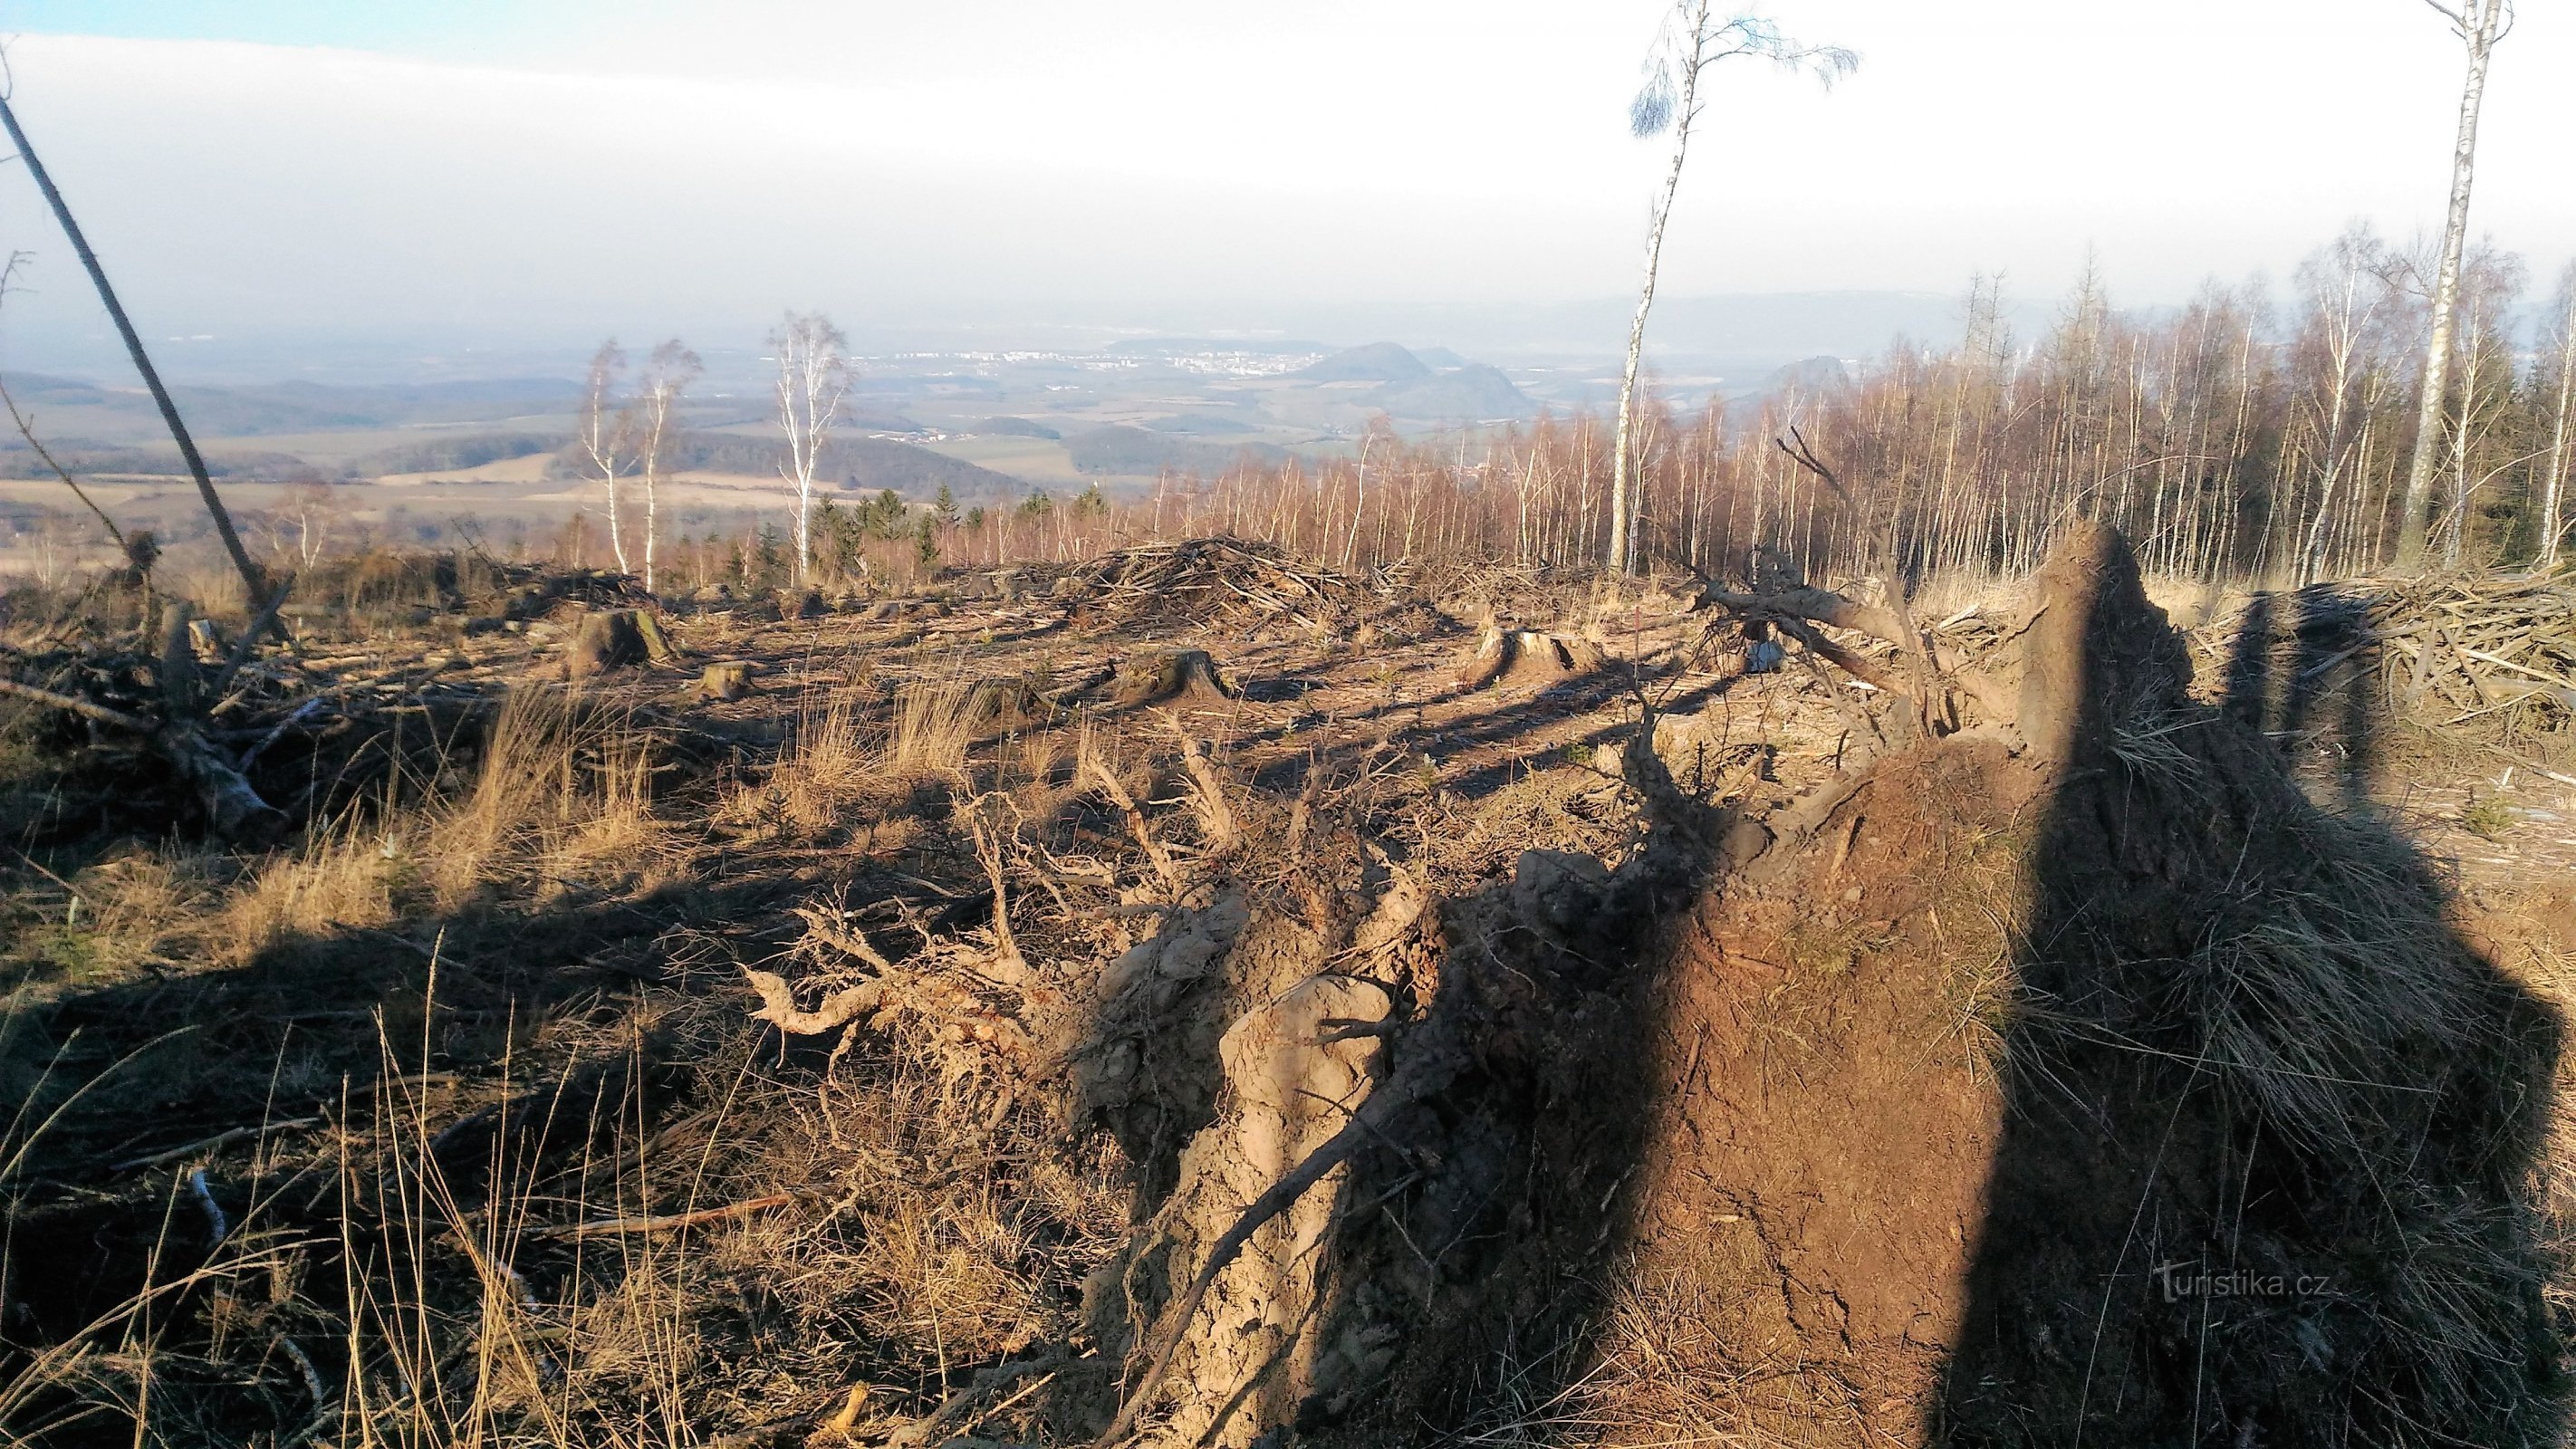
[[634, 339, 701, 594], [2294, 226, 2392, 578], [2395, 0, 2512, 570], [2537, 260, 2576, 571], [772, 312, 852, 586], [2436, 245, 2523, 567], [1610, 3, 1852, 574], [576, 340, 636, 574]]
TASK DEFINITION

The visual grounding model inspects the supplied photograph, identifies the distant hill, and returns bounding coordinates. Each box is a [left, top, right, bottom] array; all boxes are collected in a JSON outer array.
[[976, 416, 1062, 439], [1064, 425, 1291, 475], [0, 372, 584, 437], [353, 433, 561, 476], [1763, 356, 1853, 396], [632, 431, 1026, 503], [1297, 342, 1430, 383], [1143, 411, 1261, 436], [1370, 364, 1533, 421], [0, 441, 319, 482]]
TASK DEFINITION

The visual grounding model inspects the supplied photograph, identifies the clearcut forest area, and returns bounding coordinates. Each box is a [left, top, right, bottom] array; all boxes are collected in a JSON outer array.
[[5, 2, 2576, 1447]]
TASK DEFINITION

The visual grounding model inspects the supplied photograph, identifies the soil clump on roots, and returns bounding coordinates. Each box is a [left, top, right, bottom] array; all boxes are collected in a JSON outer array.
[[1620, 523, 2564, 1445]]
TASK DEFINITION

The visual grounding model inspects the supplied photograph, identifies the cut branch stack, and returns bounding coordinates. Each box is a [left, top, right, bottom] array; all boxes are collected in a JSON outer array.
[[2188, 573, 2576, 725], [1065, 537, 1358, 632]]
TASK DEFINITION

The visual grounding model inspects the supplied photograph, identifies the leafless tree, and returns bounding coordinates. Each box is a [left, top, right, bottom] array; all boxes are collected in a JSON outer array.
[[2435, 245, 2523, 566], [772, 312, 852, 586], [634, 339, 701, 594], [275, 480, 339, 570], [2293, 226, 2395, 578], [1609, 3, 1852, 574], [2396, 0, 2513, 570], [576, 340, 636, 575], [2538, 262, 2576, 572]]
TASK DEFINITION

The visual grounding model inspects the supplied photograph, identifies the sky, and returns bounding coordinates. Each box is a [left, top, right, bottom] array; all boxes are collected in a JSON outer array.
[[0, 1, 2570, 375]]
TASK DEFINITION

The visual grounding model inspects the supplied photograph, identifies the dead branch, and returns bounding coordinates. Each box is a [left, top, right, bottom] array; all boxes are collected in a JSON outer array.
[[966, 794, 1033, 983], [0, 675, 151, 731], [791, 904, 897, 972], [1772, 615, 1906, 695], [742, 966, 890, 1036], [529, 1193, 795, 1239], [1773, 424, 1849, 499], [1085, 743, 1181, 890], [1698, 581, 1914, 648], [113, 1117, 322, 1173], [0, 368, 127, 552]]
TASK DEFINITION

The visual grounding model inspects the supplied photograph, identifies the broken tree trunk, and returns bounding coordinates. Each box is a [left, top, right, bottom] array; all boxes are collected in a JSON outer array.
[[0, 677, 284, 841], [0, 91, 279, 632]]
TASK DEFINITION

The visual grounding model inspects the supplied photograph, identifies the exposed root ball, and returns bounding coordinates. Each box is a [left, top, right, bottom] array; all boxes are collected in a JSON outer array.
[[1622, 523, 2567, 1445], [1067, 721, 1725, 1447]]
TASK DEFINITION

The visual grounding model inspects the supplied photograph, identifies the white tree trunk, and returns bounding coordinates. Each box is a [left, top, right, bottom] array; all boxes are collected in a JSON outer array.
[[580, 347, 632, 575], [2397, 0, 2504, 570], [1611, 89, 1697, 574], [773, 318, 847, 588], [639, 396, 667, 594], [2541, 270, 2576, 571], [1610, 2, 1712, 577]]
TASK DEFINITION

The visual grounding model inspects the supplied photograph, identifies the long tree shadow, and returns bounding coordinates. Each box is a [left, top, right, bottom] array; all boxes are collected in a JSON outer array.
[[1935, 528, 2562, 1444], [2221, 583, 2382, 807]]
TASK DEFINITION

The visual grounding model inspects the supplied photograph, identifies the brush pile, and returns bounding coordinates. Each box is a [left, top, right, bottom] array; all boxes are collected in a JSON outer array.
[[2351, 572, 2572, 719], [2179, 571, 2576, 735], [1065, 537, 1360, 634]]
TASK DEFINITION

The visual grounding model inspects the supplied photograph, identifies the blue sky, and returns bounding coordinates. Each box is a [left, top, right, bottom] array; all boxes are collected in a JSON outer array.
[[2, 1, 599, 60]]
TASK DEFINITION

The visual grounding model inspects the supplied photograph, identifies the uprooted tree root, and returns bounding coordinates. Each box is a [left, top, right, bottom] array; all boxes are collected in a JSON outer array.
[[1054, 698, 1751, 1448], [1618, 524, 2567, 1445]]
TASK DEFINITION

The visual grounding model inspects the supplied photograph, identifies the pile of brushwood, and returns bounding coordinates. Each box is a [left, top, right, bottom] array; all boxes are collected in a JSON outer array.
[[0, 564, 684, 844], [1064, 538, 1361, 636], [2189, 571, 2576, 730]]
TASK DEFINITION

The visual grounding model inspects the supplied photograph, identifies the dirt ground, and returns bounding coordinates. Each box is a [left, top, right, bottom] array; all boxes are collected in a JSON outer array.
[[1, 538, 2571, 1447]]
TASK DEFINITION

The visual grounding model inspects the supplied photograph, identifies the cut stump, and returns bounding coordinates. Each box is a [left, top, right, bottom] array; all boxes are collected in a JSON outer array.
[[1453, 629, 1600, 691]]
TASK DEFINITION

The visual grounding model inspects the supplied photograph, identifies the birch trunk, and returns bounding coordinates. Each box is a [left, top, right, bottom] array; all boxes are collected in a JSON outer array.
[[2396, 0, 2505, 570], [579, 343, 631, 575], [2541, 271, 2576, 571], [1610, 33, 1702, 576]]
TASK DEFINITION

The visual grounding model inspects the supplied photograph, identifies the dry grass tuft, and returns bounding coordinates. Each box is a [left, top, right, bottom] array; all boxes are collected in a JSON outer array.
[[882, 677, 979, 778]]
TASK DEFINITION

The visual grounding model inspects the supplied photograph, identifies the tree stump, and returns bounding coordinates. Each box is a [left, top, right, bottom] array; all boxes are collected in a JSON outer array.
[[697, 661, 757, 700], [565, 609, 650, 678], [1453, 629, 1600, 691], [1113, 649, 1237, 707]]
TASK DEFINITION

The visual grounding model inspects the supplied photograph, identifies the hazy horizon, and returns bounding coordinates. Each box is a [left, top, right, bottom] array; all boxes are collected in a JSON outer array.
[[0, 2, 2571, 387]]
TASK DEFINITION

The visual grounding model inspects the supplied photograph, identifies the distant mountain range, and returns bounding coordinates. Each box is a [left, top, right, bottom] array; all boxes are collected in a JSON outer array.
[[1295, 342, 1533, 421], [1296, 341, 1429, 382], [0, 370, 582, 439]]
